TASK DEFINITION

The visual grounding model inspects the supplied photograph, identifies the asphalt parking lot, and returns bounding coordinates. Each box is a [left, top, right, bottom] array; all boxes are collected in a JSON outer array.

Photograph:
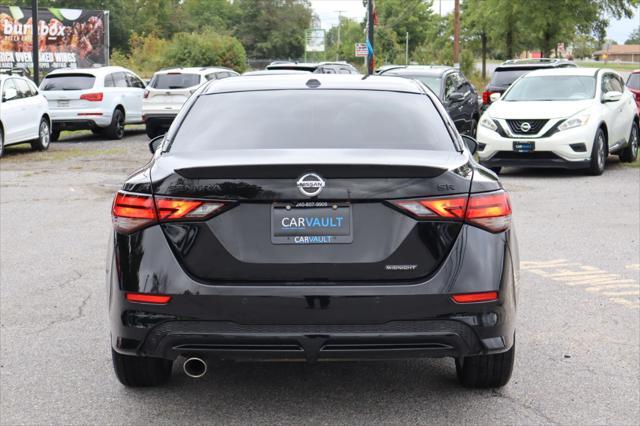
[[1, 130, 638, 425]]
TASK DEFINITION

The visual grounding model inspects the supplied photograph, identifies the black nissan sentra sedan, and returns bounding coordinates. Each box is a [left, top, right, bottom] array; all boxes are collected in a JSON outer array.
[[108, 74, 518, 388]]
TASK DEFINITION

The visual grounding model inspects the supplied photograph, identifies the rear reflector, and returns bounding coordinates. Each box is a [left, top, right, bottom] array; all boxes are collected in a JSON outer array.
[[452, 291, 498, 303], [126, 293, 171, 304], [112, 192, 226, 233], [77, 112, 103, 116], [80, 92, 103, 102], [390, 190, 511, 233]]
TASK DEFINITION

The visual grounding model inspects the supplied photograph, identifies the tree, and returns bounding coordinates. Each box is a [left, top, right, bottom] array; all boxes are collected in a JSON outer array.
[[375, 0, 438, 54], [325, 17, 364, 64], [462, 0, 494, 78], [234, 0, 312, 59], [626, 26, 640, 44]]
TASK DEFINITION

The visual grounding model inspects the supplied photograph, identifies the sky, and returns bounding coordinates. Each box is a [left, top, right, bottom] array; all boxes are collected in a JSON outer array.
[[309, 0, 639, 44]]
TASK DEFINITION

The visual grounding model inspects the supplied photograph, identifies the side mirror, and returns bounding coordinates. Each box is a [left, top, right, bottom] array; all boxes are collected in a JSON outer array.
[[447, 91, 465, 103], [489, 92, 501, 103], [2, 88, 18, 102], [601, 91, 622, 103], [461, 135, 478, 155], [148, 134, 165, 154]]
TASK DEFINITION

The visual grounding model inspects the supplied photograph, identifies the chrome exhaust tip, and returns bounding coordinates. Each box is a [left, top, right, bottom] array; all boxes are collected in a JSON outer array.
[[183, 357, 207, 378]]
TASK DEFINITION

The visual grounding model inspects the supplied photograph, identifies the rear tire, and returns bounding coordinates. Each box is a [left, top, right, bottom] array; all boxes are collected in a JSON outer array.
[[619, 121, 638, 163], [30, 118, 51, 151], [455, 337, 515, 388], [111, 349, 172, 387], [105, 108, 125, 140], [587, 128, 606, 175]]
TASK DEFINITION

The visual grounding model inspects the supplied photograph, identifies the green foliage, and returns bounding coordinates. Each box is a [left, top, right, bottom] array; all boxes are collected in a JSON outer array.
[[325, 17, 365, 63], [460, 50, 475, 77], [626, 27, 640, 44]]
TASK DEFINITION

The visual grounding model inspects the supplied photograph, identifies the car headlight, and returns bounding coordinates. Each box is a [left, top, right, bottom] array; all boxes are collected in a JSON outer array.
[[557, 111, 591, 132], [479, 116, 498, 132]]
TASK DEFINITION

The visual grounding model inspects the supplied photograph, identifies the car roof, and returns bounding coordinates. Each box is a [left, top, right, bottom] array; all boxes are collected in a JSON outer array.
[[242, 70, 312, 76], [380, 65, 454, 77], [202, 74, 424, 95], [155, 67, 235, 75], [521, 67, 602, 78], [495, 60, 576, 71], [44, 66, 132, 77]]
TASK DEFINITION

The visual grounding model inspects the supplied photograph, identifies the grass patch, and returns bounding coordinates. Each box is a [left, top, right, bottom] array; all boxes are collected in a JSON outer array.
[[469, 73, 491, 91], [624, 158, 640, 168], [575, 61, 638, 72]]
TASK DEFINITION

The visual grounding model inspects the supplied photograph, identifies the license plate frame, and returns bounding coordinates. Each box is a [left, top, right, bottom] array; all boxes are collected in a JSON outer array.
[[513, 141, 535, 153], [57, 100, 70, 108], [271, 202, 353, 245]]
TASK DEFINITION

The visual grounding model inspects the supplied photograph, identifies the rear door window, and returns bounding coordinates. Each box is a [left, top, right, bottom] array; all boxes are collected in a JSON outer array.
[[627, 73, 640, 90], [113, 72, 129, 88], [41, 74, 96, 91], [150, 73, 201, 89]]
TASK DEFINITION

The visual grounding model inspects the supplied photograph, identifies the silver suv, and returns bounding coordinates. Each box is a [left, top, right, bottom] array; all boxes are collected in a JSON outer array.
[[143, 67, 238, 138]]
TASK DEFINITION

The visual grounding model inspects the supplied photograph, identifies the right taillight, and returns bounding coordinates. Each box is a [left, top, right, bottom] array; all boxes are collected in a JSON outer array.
[[390, 190, 511, 233], [482, 90, 492, 105], [111, 192, 226, 233]]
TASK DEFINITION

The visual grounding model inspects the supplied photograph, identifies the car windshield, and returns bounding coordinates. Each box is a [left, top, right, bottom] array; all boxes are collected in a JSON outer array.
[[490, 69, 532, 86], [150, 73, 201, 89], [386, 73, 441, 95], [170, 90, 454, 152], [40, 74, 96, 91], [503, 76, 596, 101], [627, 73, 640, 90]]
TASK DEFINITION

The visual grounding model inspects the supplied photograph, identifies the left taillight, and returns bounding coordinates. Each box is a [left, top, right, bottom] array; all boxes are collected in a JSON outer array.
[[80, 92, 103, 102], [390, 190, 511, 233], [111, 192, 226, 234]]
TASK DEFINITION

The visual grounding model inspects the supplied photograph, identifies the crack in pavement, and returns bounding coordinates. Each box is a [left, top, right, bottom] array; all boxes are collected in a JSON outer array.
[[27, 290, 92, 335], [492, 390, 559, 425]]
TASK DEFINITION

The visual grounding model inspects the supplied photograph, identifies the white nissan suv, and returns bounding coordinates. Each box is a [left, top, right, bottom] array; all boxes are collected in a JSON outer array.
[[476, 68, 639, 175], [40, 66, 146, 140], [143, 67, 239, 138], [1, 71, 51, 158]]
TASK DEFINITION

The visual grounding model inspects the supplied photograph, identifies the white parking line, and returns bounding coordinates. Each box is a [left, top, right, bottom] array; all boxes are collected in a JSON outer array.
[[522, 259, 639, 309]]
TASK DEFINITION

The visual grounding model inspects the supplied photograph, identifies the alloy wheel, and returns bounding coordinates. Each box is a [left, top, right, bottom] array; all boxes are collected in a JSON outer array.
[[40, 121, 50, 148]]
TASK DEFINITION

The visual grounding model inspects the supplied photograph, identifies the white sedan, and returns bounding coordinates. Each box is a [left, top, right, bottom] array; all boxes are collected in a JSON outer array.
[[476, 67, 638, 175], [0, 73, 51, 158]]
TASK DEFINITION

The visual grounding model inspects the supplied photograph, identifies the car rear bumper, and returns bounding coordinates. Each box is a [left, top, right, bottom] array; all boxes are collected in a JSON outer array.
[[49, 108, 113, 127], [130, 319, 499, 362], [108, 225, 518, 361]]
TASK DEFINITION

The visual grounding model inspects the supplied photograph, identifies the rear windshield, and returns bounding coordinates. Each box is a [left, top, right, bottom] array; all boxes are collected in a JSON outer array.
[[503, 76, 596, 101], [490, 69, 532, 86], [150, 73, 201, 89], [40, 74, 95, 91], [170, 90, 454, 152], [627, 73, 640, 90]]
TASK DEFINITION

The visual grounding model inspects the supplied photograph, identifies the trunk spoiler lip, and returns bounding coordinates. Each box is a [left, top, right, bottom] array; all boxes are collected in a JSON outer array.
[[155, 149, 470, 179]]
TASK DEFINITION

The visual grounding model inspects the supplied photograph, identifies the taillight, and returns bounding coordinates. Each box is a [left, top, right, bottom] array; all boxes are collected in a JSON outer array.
[[80, 92, 103, 102], [635, 92, 640, 102], [390, 190, 511, 233], [111, 192, 226, 233], [143, 89, 149, 99], [452, 291, 498, 303], [482, 90, 492, 105], [126, 293, 171, 304]]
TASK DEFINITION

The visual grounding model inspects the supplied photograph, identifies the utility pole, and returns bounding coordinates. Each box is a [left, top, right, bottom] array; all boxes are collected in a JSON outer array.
[[335, 10, 345, 61], [367, 0, 374, 75], [453, 0, 460, 67], [32, 0, 39, 84], [405, 32, 409, 65]]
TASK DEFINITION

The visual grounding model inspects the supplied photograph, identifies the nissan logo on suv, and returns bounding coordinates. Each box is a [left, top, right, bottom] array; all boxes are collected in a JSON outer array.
[[520, 122, 532, 132], [296, 173, 325, 197]]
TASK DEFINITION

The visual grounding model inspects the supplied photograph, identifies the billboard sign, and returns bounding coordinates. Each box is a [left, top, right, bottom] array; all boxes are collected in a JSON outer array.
[[305, 29, 325, 52], [0, 6, 108, 71], [355, 43, 367, 57]]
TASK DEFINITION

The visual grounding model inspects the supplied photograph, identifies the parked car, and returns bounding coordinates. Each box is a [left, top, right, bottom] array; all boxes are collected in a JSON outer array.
[[266, 61, 360, 74], [625, 69, 640, 115], [476, 68, 638, 175], [143, 67, 239, 138], [380, 65, 480, 136], [482, 58, 577, 109], [39, 66, 146, 141], [0, 70, 51, 157], [109, 75, 518, 389]]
